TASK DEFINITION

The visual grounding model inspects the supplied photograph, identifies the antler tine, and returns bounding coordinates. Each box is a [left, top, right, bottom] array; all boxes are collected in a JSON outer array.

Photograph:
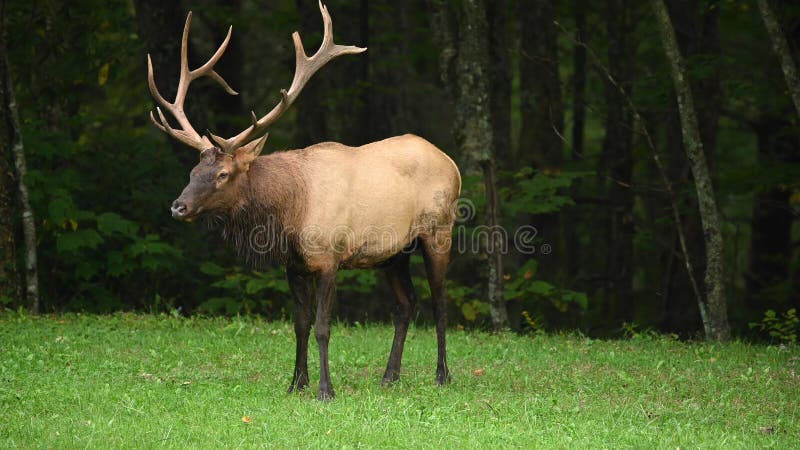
[[153, 107, 204, 149], [319, 1, 334, 47], [146, 55, 170, 110], [155, 107, 176, 135], [208, 70, 238, 96], [190, 25, 238, 97], [176, 13, 238, 103], [148, 4, 365, 155], [146, 11, 238, 152], [287, 1, 366, 95], [180, 11, 192, 79], [316, 1, 367, 57], [217, 1, 366, 153], [149, 110, 166, 131], [208, 130, 229, 149]]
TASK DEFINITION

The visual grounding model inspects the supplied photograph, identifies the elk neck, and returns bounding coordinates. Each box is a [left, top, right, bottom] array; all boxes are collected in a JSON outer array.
[[220, 150, 309, 268]]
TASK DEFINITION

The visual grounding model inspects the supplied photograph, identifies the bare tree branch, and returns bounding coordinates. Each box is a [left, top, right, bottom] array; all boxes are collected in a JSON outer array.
[[757, 0, 800, 119]]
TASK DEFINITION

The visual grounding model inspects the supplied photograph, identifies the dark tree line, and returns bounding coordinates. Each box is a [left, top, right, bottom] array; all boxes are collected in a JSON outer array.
[[1, 0, 798, 340]]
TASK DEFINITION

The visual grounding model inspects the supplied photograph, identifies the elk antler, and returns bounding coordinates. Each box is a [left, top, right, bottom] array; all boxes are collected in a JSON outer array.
[[147, 2, 366, 155], [209, 1, 366, 154], [147, 11, 238, 151]]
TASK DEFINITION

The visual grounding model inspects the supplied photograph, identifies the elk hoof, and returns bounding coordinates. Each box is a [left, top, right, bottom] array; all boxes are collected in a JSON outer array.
[[381, 372, 400, 387], [317, 388, 335, 401], [287, 382, 308, 394], [287, 375, 309, 393], [435, 370, 451, 386]]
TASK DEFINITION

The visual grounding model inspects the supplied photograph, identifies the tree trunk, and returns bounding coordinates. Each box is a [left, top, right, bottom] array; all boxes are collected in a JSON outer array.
[[430, 0, 509, 330], [518, 0, 565, 294], [747, 2, 800, 314], [660, 0, 722, 335], [294, 0, 333, 147], [482, 159, 507, 330], [562, 0, 590, 319], [746, 115, 799, 315], [359, 0, 415, 143], [571, 0, 588, 161], [202, 0, 245, 139], [757, 0, 800, 119], [519, 0, 564, 168], [1, 45, 39, 313], [652, 0, 730, 341], [133, 0, 186, 119], [486, 0, 512, 168], [357, 0, 372, 144], [600, 0, 635, 324], [134, 0, 197, 165], [661, 112, 705, 334], [0, 47, 19, 306], [319, 0, 370, 145]]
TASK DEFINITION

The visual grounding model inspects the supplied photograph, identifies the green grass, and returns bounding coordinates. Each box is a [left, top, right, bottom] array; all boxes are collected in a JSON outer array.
[[1, 313, 798, 448]]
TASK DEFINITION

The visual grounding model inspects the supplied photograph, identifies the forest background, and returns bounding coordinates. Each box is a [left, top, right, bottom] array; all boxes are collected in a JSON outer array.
[[1, 0, 798, 341]]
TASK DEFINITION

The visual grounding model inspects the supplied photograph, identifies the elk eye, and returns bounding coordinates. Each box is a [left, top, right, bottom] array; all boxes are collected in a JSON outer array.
[[217, 172, 228, 181]]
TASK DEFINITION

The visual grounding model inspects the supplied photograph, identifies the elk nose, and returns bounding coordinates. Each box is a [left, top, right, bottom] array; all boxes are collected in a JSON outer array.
[[171, 200, 188, 218]]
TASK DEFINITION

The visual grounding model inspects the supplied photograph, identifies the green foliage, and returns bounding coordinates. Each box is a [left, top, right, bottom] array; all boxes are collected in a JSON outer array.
[[47, 204, 182, 310], [460, 167, 590, 221], [521, 309, 542, 333], [749, 309, 799, 343], [4, 0, 224, 312], [337, 270, 380, 294], [197, 262, 289, 316], [501, 167, 591, 217], [453, 169, 589, 327], [412, 272, 488, 324], [404, 256, 483, 324], [506, 259, 588, 317], [621, 321, 642, 339]]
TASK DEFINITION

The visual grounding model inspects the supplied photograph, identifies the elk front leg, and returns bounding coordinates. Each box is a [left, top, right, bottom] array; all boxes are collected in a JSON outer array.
[[314, 269, 338, 401], [287, 268, 314, 393], [382, 253, 417, 386]]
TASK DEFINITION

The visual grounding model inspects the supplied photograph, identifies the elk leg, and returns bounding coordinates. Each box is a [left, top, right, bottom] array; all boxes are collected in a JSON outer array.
[[314, 269, 338, 401], [287, 268, 314, 393], [421, 234, 451, 385], [382, 252, 417, 386]]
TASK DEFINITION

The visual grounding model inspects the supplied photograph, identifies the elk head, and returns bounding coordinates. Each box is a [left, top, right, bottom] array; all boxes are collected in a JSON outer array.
[[146, 2, 365, 220]]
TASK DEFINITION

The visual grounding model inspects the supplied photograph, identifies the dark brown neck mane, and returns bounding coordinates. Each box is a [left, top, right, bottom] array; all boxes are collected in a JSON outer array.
[[219, 151, 308, 269]]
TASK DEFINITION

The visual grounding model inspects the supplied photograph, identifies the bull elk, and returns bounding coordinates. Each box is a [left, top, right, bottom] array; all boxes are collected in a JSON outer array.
[[146, 3, 461, 400]]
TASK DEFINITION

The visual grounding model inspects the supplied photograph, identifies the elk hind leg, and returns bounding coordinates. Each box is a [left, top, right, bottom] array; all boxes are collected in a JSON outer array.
[[382, 252, 417, 386], [420, 232, 451, 385], [314, 269, 338, 401]]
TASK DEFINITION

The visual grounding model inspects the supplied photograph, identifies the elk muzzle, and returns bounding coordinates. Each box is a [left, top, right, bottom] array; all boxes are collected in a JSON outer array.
[[171, 199, 191, 220], [171, 197, 201, 221]]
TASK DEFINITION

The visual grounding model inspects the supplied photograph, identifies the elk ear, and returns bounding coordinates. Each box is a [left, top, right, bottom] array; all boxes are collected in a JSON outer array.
[[233, 133, 268, 172]]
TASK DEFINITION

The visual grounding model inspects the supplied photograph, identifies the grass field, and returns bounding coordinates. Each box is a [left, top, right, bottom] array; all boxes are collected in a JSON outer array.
[[1, 313, 798, 448]]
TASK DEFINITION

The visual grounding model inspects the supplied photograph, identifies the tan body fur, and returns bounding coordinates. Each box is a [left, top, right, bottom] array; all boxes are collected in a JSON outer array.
[[248, 134, 461, 272]]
